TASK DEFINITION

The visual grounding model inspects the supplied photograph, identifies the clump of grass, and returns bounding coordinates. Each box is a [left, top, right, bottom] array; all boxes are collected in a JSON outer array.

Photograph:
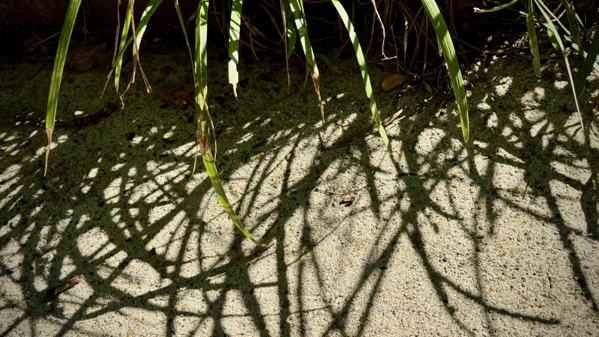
[[473, 0, 598, 129], [44, 0, 596, 244]]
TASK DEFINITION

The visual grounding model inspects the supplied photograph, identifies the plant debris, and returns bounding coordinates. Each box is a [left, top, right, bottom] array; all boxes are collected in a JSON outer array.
[[44, 274, 83, 302]]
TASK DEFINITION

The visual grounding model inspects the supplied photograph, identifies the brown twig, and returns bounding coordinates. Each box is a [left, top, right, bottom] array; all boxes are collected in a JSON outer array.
[[44, 274, 83, 302]]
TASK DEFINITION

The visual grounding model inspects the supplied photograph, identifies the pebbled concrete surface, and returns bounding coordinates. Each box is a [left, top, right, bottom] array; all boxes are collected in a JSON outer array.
[[0, 42, 598, 336]]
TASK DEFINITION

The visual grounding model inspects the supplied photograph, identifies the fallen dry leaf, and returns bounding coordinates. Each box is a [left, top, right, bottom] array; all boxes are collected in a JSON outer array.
[[381, 74, 408, 92], [66, 38, 110, 72], [158, 83, 195, 108]]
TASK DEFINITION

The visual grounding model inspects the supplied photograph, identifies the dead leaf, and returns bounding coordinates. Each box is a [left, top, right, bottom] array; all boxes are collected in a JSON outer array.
[[66, 38, 110, 72], [158, 83, 194, 108], [381, 74, 408, 92]]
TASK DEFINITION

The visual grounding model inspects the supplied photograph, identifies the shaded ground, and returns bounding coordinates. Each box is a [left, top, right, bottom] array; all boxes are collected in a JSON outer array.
[[0, 41, 598, 336]]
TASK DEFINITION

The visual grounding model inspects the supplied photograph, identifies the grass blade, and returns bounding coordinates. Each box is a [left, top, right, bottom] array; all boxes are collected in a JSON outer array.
[[45, 0, 82, 176], [174, 0, 194, 63], [288, 0, 325, 122], [202, 156, 261, 245], [420, 0, 470, 142], [473, 0, 518, 13], [575, 31, 599, 95], [534, 0, 583, 129], [285, 9, 298, 58], [331, 0, 390, 148], [526, 0, 541, 77], [227, 0, 244, 98], [114, 0, 133, 93], [563, 0, 581, 47], [107, 0, 162, 101], [192, 0, 264, 245], [281, 0, 295, 86]]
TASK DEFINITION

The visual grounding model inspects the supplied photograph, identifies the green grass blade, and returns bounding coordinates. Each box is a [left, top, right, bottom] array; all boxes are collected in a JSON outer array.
[[192, 0, 262, 245], [114, 0, 133, 93], [286, 16, 298, 58], [174, 0, 194, 64], [288, 0, 325, 121], [202, 156, 260, 245], [314, 52, 334, 71], [228, 0, 244, 98], [563, 0, 581, 47], [534, 0, 583, 129], [473, 0, 518, 13], [575, 31, 599, 95], [111, 0, 162, 96], [282, 1, 297, 60], [194, 0, 208, 109], [570, 41, 599, 72], [420, 0, 470, 142], [534, 0, 570, 34], [45, 0, 82, 176], [133, 0, 162, 48], [526, 0, 541, 77], [330, 0, 390, 148], [281, 1, 294, 86]]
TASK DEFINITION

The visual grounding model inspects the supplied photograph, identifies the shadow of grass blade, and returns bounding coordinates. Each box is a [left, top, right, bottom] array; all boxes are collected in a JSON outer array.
[[192, 0, 262, 245], [228, 0, 243, 98], [420, 0, 470, 142], [45, 0, 82, 176], [527, 0, 541, 77], [534, 0, 583, 129], [331, 0, 390, 148], [288, 0, 324, 121]]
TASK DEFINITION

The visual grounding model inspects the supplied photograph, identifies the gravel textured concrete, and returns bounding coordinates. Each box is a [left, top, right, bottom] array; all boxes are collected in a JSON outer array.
[[0, 42, 598, 336]]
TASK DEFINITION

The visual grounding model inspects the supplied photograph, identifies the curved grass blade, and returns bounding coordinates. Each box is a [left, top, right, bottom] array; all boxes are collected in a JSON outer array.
[[105, 0, 162, 100], [192, 0, 264, 245], [285, 11, 298, 58], [174, 0, 193, 63], [281, 1, 296, 86], [420, 0, 470, 142], [288, 0, 325, 122], [114, 0, 133, 93], [314, 52, 334, 71], [227, 0, 244, 98], [563, 0, 581, 47], [331, 0, 390, 148], [534, 0, 583, 129], [575, 28, 599, 95], [202, 157, 260, 245], [473, 0, 518, 13], [45, 0, 82, 176]]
